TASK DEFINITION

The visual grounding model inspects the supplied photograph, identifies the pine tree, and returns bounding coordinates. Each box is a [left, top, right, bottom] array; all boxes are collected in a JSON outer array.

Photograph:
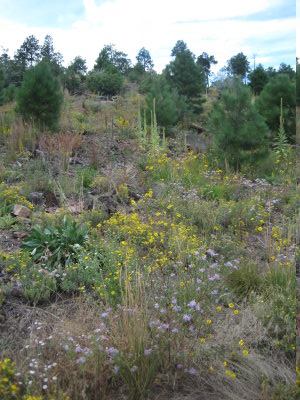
[[208, 78, 268, 169], [227, 52, 250, 80], [17, 61, 63, 131], [165, 41, 205, 113], [146, 76, 182, 128], [248, 64, 268, 95], [257, 74, 296, 143]]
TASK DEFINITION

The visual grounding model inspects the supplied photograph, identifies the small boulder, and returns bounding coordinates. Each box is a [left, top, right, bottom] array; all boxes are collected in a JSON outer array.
[[27, 192, 44, 205], [12, 204, 31, 219]]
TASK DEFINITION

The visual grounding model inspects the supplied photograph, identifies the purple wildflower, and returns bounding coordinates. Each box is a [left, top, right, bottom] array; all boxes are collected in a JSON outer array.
[[106, 347, 119, 356], [183, 314, 192, 322], [225, 261, 233, 268], [189, 367, 196, 375], [76, 357, 86, 364], [187, 300, 196, 308], [144, 349, 152, 356]]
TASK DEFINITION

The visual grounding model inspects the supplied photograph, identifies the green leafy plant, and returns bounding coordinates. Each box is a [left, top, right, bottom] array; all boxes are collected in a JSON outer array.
[[21, 215, 89, 269], [273, 98, 289, 161], [0, 214, 17, 230]]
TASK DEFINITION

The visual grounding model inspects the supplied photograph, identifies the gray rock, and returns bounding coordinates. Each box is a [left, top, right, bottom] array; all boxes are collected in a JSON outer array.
[[12, 204, 31, 218], [27, 192, 44, 204]]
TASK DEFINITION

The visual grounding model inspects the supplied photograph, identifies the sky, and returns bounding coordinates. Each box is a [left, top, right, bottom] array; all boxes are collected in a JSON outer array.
[[0, 0, 297, 75]]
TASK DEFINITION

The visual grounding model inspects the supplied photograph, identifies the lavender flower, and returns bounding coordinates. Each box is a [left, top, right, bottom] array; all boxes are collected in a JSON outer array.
[[206, 249, 217, 257], [106, 347, 119, 356], [144, 349, 152, 356], [225, 261, 233, 268], [76, 357, 86, 364], [187, 300, 196, 308]]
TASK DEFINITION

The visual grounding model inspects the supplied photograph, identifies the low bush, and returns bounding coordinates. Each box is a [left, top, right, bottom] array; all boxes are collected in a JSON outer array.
[[225, 263, 263, 300], [21, 215, 89, 269]]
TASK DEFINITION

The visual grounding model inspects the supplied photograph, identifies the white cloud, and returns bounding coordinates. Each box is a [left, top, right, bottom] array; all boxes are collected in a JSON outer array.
[[0, 0, 295, 72]]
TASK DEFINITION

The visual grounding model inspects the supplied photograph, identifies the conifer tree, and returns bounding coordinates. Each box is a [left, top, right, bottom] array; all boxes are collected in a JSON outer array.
[[208, 78, 268, 169], [165, 40, 205, 113], [17, 61, 63, 131], [257, 74, 296, 143]]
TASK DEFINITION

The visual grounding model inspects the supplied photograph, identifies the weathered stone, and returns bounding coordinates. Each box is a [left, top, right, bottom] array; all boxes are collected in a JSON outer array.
[[27, 192, 44, 205], [68, 204, 83, 214], [12, 231, 28, 239], [12, 204, 31, 218]]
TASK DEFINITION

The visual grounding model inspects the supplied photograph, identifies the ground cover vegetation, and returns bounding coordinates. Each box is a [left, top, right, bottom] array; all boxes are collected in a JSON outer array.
[[0, 35, 298, 399]]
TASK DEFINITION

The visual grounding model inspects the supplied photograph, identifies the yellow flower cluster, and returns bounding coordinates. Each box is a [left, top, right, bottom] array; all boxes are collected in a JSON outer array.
[[104, 212, 151, 244], [0, 358, 19, 398], [238, 339, 248, 356], [1, 250, 30, 282], [0, 182, 34, 210]]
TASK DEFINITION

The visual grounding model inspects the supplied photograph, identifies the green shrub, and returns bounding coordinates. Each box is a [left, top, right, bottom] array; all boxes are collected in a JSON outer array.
[[86, 70, 123, 96], [4, 83, 17, 103], [17, 61, 63, 131], [225, 263, 263, 300]]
